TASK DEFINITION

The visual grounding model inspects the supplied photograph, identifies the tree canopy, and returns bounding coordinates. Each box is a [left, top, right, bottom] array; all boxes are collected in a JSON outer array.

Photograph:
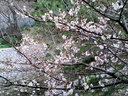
[[0, 0, 128, 96]]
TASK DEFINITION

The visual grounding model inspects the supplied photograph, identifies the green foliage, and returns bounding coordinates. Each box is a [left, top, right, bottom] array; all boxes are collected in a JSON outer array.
[[75, 45, 91, 57], [0, 44, 11, 48], [64, 65, 85, 72], [54, 49, 61, 55], [107, 0, 117, 2], [31, 0, 46, 16], [64, 56, 95, 72], [44, 53, 53, 60], [88, 75, 99, 85], [55, 38, 62, 44], [116, 63, 125, 71], [80, 46, 86, 52], [31, 0, 72, 16], [82, 56, 95, 64], [0, 36, 22, 48], [73, 65, 85, 72], [46, 53, 52, 57], [102, 87, 114, 96], [24, 26, 31, 31], [63, 31, 72, 36], [119, 30, 127, 38]]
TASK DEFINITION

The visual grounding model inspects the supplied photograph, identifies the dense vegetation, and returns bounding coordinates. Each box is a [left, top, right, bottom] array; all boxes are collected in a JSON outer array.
[[0, 0, 128, 96]]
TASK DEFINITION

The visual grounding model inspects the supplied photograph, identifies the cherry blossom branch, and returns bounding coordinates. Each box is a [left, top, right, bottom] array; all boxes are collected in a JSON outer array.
[[61, 62, 128, 91], [0, 74, 124, 91], [82, 0, 128, 34], [118, 20, 128, 34], [76, 25, 101, 36], [13, 2, 128, 41], [9, 83, 69, 90], [61, 62, 128, 83], [12, 2, 104, 38], [81, 0, 118, 22], [59, 21, 128, 43], [6, 80, 125, 91], [0, 73, 125, 91], [12, 0, 128, 38]]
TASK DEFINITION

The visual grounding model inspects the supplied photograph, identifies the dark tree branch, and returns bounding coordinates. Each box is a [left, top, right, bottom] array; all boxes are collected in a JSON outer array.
[[0, 75, 12, 87], [118, 21, 128, 34], [76, 25, 102, 36], [122, 14, 128, 32], [107, 48, 128, 65], [2, 79, 125, 91], [62, 0, 70, 11], [119, 0, 128, 21], [110, 37, 128, 41], [90, 81, 124, 90], [10, 83, 70, 90]]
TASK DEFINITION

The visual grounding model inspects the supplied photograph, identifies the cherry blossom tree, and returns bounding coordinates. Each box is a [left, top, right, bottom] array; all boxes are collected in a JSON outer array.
[[0, 0, 128, 95]]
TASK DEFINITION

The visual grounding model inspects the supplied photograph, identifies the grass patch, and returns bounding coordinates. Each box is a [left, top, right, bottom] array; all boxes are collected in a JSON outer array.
[[0, 35, 22, 48]]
